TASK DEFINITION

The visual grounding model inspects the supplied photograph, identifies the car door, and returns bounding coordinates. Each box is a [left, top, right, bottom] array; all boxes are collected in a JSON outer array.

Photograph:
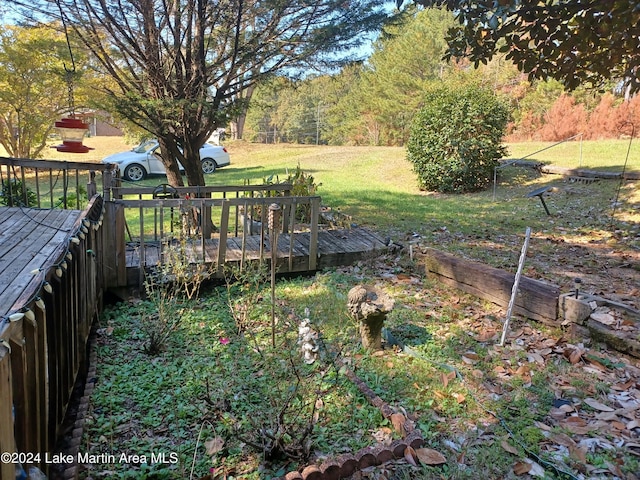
[[146, 144, 166, 174]]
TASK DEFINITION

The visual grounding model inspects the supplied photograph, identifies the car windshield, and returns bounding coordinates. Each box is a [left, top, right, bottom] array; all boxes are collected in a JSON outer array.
[[132, 139, 158, 154]]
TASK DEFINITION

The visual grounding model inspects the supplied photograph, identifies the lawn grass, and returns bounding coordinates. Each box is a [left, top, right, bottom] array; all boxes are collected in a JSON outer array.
[[71, 137, 640, 479], [504, 138, 640, 172], [84, 260, 640, 479]]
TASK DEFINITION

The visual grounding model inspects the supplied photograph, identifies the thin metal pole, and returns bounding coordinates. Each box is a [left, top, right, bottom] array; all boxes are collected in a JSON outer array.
[[499, 227, 531, 346], [269, 203, 281, 348]]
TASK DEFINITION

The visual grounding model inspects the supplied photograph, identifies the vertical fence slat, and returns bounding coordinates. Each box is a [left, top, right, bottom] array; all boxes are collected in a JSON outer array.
[[201, 199, 206, 263], [0, 346, 16, 480], [10, 324, 28, 462], [48, 168, 54, 208], [240, 201, 248, 270], [35, 304, 49, 459], [35, 170, 41, 208], [22, 314, 42, 461], [217, 200, 229, 275], [309, 197, 319, 271], [20, 165, 27, 206], [139, 203, 145, 288], [288, 199, 296, 272]]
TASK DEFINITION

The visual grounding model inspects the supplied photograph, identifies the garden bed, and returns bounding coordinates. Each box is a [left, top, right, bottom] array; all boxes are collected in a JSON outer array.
[[72, 249, 640, 480]]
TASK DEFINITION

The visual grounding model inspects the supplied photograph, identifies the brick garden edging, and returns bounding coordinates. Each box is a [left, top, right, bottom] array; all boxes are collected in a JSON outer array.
[[51, 328, 98, 480], [277, 361, 425, 480]]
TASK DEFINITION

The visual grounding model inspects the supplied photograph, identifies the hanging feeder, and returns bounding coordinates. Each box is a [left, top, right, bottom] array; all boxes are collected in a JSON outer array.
[[54, 117, 92, 153], [53, 0, 93, 154]]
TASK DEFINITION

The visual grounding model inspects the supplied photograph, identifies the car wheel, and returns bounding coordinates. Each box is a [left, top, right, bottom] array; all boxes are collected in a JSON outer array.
[[201, 158, 217, 174], [123, 163, 146, 182]]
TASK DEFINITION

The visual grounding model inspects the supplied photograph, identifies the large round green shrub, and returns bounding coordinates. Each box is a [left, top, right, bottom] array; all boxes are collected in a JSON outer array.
[[407, 83, 509, 193]]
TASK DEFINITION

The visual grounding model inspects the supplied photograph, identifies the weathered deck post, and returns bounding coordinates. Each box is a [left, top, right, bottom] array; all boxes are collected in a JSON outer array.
[[87, 170, 97, 199], [347, 285, 394, 351]]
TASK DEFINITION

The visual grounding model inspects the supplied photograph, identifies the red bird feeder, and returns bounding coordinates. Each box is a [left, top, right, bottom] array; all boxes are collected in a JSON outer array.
[[54, 117, 92, 153]]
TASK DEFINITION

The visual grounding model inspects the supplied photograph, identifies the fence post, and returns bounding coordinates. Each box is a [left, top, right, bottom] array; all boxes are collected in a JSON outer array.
[[87, 170, 97, 199], [102, 168, 112, 201]]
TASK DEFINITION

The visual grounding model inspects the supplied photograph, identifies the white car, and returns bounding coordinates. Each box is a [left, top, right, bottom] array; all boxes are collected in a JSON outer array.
[[102, 139, 230, 182]]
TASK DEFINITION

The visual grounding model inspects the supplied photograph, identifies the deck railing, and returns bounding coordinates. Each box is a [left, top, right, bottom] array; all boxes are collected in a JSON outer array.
[[0, 157, 114, 209], [110, 193, 321, 286], [0, 195, 106, 478]]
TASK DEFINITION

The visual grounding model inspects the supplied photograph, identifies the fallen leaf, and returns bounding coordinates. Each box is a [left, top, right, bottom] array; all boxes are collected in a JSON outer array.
[[475, 329, 497, 342], [534, 421, 552, 431], [584, 398, 614, 412], [415, 448, 446, 465], [527, 352, 545, 365], [452, 392, 466, 404], [501, 440, 518, 455], [390, 412, 406, 434], [611, 420, 626, 430], [563, 416, 587, 426], [205, 437, 225, 455], [612, 379, 636, 391], [596, 411, 619, 421], [569, 445, 587, 463], [441, 370, 456, 388], [569, 349, 584, 364], [513, 461, 531, 475], [526, 459, 546, 478], [404, 446, 418, 467], [549, 432, 576, 448], [462, 351, 480, 364]]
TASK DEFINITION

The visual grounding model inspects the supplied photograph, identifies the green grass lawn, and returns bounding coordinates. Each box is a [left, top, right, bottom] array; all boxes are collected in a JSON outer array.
[[69, 138, 640, 479], [504, 138, 640, 172]]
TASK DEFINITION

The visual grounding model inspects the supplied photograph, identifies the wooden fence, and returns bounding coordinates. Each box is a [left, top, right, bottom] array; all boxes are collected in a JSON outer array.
[[0, 195, 107, 479], [0, 156, 115, 209], [0, 160, 318, 478]]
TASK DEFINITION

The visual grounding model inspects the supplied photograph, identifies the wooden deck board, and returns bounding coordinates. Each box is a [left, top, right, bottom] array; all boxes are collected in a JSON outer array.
[[0, 207, 83, 317], [124, 227, 387, 280]]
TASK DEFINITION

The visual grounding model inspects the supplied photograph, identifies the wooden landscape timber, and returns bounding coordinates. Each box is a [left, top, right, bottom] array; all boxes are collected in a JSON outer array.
[[417, 247, 561, 324]]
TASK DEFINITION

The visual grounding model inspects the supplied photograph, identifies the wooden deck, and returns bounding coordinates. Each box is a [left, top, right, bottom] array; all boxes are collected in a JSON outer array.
[[125, 227, 388, 281], [0, 207, 83, 316], [0, 199, 106, 478]]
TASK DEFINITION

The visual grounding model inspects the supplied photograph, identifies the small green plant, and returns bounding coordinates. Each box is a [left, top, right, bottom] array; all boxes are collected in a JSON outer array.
[[1, 178, 37, 207], [407, 82, 509, 193], [243, 163, 321, 224], [57, 184, 88, 209], [141, 237, 213, 354]]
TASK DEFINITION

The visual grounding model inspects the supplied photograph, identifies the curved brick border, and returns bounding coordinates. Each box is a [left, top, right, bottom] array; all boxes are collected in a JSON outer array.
[[277, 361, 425, 480], [51, 327, 98, 480]]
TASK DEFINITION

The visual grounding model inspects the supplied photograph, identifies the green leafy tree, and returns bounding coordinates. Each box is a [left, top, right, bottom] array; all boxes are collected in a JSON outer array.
[[0, 25, 70, 158], [407, 83, 509, 193], [403, 1, 640, 94], [12, 0, 391, 188], [355, 7, 455, 145], [246, 74, 346, 145]]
